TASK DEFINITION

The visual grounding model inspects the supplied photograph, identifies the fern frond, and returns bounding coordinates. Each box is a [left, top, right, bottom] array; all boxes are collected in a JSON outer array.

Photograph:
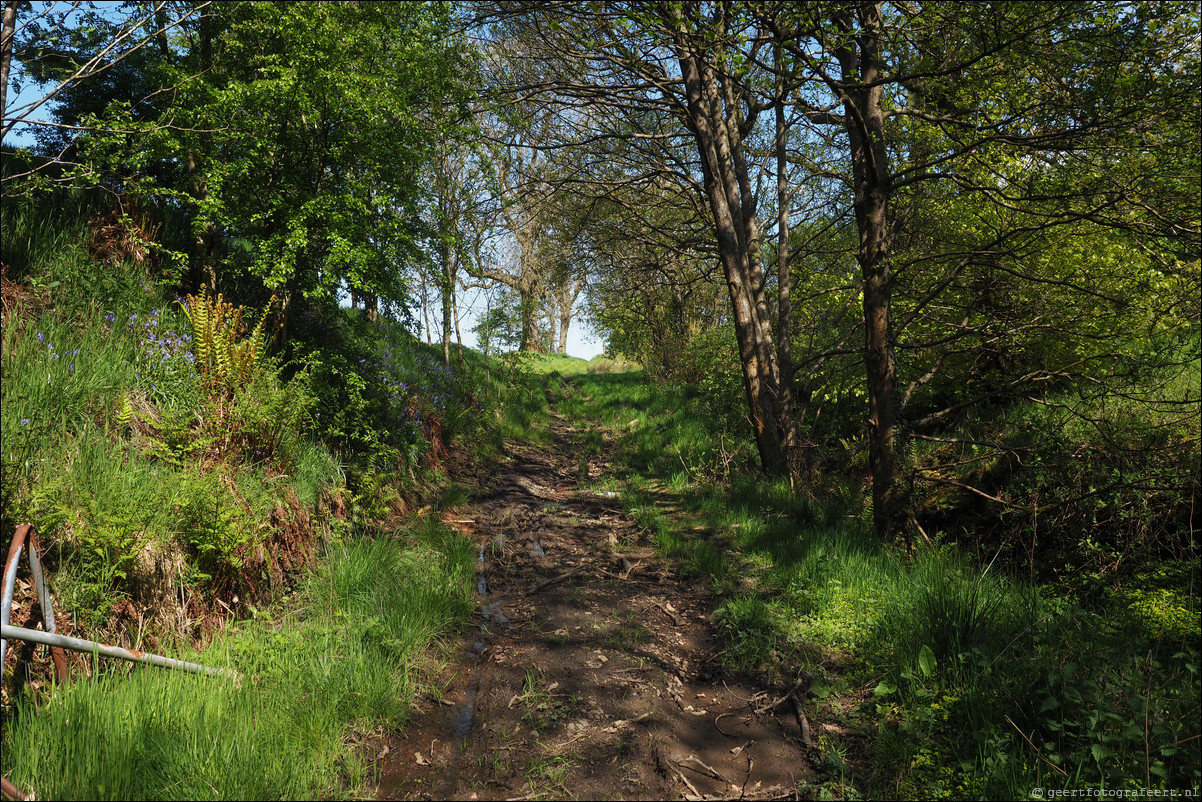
[[117, 390, 134, 431]]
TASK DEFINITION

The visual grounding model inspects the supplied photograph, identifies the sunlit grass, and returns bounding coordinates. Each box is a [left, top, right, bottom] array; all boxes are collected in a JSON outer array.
[[1, 522, 475, 800], [555, 364, 1200, 798]]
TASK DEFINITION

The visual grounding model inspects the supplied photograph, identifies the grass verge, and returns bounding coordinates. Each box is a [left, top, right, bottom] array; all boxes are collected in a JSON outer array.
[[1, 517, 474, 800], [553, 368, 1201, 799]]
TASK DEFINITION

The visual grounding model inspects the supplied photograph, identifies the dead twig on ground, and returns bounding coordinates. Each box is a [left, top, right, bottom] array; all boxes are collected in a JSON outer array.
[[531, 568, 579, 592], [714, 712, 741, 738], [683, 785, 797, 801], [677, 754, 731, 784], [752, 675, 809, 716], [675, 768, 702, 798], [653, 599, 682, 626], [791, 694, 815, 747]]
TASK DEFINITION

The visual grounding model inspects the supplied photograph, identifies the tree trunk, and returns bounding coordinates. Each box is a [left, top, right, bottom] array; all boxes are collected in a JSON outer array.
[[452, 272, 465, 370], [554, 278, 580, 356], [774, 39, 799, 477], [519, 291, 543, 352], [441, 237, 454, 365], [674, 25, 790, 477], [1, 0, 17, 138], [154, 4, 171, 59], [420, 270, 432, 343], [558, 300, 570, 355], [547, 299, 559, 354], [834, 4, 901, 539]]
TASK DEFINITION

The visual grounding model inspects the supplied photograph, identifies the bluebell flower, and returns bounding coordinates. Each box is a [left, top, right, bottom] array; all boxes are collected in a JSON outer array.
[[36, 333, 44, 343], [21, 418, 29, 426]]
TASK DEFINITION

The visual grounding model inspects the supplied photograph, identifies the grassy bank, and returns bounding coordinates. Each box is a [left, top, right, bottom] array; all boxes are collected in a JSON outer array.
[[0, 195, 511, 798], [2, 517, 475, 800], [544, 364, 1200, 799]]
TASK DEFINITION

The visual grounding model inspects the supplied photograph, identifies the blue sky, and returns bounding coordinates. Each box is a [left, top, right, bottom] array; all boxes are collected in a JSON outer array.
[[413, 282, 603, 359]]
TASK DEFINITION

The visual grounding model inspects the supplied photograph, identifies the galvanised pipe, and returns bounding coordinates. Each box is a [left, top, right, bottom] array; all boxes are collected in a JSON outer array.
[[1, 624, 238, 680]]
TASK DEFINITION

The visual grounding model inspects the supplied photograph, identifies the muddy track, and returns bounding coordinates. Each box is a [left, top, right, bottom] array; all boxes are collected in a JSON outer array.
[[374, 403, 813, 801]]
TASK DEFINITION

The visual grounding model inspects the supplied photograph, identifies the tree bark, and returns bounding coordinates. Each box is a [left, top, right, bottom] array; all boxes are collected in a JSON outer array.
[[557, 292, 571, 355], [672, 15, 790, 476], [775, 38, 799, 477], [519, 290, 543, 352], [834, 4, 900, 539], [441, 235, 454, 365], [546, 299, 559, 354], [1, 0, 17, 133]]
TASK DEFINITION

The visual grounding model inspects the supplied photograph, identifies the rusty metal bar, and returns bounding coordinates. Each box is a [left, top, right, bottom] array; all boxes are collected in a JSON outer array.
[[1, 524, 67, 682], [0, 774, 29, 802], [1, 624, 238, 679]]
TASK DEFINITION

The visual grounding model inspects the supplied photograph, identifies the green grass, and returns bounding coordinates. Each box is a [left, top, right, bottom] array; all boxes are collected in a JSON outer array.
[[1, 202, 492, 799], [4, 189, 1196, 798], [1, 521, 475, 800], [552, 365, 1201, 799], [1, 304, 341, 619]]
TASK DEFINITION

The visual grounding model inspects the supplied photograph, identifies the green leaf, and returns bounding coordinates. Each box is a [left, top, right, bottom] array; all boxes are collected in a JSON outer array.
[[918, 645, 937, 678], [873, 681, 897, 697]]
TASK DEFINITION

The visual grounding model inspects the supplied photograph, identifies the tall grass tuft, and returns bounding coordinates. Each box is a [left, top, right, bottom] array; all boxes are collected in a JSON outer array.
[[879, 548, 1035, 671]]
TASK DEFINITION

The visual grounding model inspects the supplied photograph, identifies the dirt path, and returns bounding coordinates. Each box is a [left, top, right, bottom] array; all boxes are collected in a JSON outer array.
[[374, 404, 814, 801]]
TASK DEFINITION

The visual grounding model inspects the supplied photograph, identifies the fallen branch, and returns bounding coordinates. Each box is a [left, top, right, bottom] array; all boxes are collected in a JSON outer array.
[[753, 675, 810, 715], [791, 694, 815, 748], [683, 785, 797, 801], [714, 712, 741, 738], [675, 768, 702, 798], [677, 753, 731, 784], [532, 568, 579, 593]]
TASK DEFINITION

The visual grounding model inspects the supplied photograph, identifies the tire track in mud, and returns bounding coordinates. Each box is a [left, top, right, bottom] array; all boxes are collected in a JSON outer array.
[[374, 406, 814, 801]]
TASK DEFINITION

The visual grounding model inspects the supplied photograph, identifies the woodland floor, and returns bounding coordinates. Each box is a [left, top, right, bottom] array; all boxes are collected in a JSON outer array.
[[372, 397, 815, 801]]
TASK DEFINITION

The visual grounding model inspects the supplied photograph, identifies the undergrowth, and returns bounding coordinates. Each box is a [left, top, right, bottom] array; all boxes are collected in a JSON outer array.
[[551, 366, 1202, 799], [0, 189, 505, 798], [1, 521, 475, 800]]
